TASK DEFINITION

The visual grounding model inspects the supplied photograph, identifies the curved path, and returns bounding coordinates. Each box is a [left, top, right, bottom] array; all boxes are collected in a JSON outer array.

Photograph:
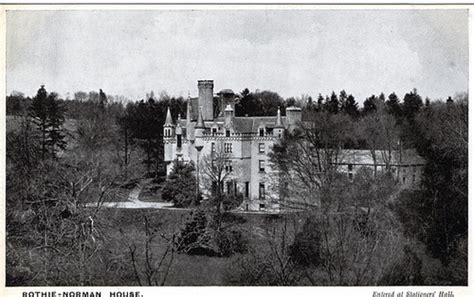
[[88, 179, 173, 209]]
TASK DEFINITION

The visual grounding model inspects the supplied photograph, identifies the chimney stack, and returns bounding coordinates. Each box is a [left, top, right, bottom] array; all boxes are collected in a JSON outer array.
[[197, 80, 214, 121]]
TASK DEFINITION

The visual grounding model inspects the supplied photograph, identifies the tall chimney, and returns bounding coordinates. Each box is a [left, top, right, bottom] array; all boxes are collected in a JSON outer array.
[[197, 80, 214, 121], [286, 106, 302, 132]]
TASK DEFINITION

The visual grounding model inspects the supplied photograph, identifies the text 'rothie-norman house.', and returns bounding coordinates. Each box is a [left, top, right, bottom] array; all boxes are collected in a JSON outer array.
[[163, 80, 425, 212]]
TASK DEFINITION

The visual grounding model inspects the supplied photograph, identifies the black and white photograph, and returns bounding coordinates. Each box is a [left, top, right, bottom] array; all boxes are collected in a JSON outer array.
[[2, 4, 470, 290]]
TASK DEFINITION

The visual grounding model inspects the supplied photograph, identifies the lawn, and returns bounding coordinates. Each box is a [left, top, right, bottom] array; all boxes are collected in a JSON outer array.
[[36, 207, 302, 286]]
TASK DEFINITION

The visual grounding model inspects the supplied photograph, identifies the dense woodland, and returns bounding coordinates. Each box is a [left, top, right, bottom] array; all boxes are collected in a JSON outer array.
[[5, 85, 467, 285]]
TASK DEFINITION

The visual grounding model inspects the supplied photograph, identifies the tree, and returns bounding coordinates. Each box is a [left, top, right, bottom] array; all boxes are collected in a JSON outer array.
[[359, 100, 400, 173], [325, 91, 339, 114], [200, 142, 242, 225], [270, 111, 354, 209], [28, 85, 67, 159], [402, 88, 423, 120], [161, 160, 198, 207], [386, 92, 403, 120], [341, 94, 359, 119], [44, 92, 67, 157], [6, 91, 29, 116], [126, 98, 163, 175], [235, 88, 257, 116], [235, 89, 284, 116], [362, 95, 378, 115], [396, 94, 467, 272]]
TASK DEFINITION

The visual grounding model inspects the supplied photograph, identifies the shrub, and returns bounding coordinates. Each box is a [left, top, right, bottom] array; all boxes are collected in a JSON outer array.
[[289, 216, 321, 268], [378, 245, 424, 285], [161, 160, 198, 208], [215, 229, 247, 257], [176, 210, 216, 256]]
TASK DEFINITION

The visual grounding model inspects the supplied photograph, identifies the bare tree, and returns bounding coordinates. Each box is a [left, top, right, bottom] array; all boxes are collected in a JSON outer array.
[[269, 111, 353, 209], [128, 216, 177, 286], [359, 100, 400, 174], [200, 142, 242, 229]]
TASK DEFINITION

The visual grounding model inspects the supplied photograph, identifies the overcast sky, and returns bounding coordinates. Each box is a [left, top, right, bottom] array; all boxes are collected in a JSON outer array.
[[6, 9, 468, 102]]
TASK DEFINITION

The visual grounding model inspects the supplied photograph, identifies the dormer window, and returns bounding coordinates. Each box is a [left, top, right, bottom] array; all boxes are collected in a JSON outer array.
[[259, 128, 265, 137]]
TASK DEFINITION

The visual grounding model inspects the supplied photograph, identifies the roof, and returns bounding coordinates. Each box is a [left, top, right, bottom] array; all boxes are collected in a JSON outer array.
[[180, 115, 288, 134], [164, 107, 173, 126], [338, 149, 425, 166], [218, 89, 234, 95], [233, 116, 288, 133]]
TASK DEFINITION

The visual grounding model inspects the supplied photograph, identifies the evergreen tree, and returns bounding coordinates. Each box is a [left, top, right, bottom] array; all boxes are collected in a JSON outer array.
[[44, 92, 67, 157], [316, 94, 325, 112], [326, 91, 339, 114], [343, 94, 360, 119], [28, 85, 67, 159], [338, 90, 348, 113], [99, 89, 108, 110], [402, 88, 423, 120], [362, 95, 378, 114], [161, 160, 198, 207], [378, 92, 386, 102], [386, 92, 403, 119]]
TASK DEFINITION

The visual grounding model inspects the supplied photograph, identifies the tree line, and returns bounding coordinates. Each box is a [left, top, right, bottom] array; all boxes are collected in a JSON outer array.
[[6, 84, 467, 285]]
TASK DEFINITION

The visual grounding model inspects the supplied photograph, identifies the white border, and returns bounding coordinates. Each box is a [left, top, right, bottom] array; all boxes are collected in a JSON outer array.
[[0, 3, 472, 297]]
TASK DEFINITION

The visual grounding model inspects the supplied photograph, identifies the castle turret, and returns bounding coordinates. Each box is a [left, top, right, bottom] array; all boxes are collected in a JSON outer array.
[[195, 106, 206, 136], [164, 106, 174, 138], [273, 107, 284, 138], [186, 93, 193, 140], [286, 106, 302, 132], [198, 80, 214, 121], [218, 89, 235, 117], [224, 104, 234, 128]]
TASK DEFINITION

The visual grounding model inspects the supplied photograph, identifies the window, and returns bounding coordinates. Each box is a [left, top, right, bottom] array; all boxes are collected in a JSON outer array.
[[259, 160, 265, 172], [225, 160, 233, 172], [412, 174, 416, 183], [259, 183, 265, 199], [177, 134, 182, 148], [227, 181, 233, 195], [348, 164, 353, 171], [259, 128, 265, 137], [259, 143, 265, 154], [402, 176, 406, 184], [259, 203, 265, 210], [211, 142, 216, 153], [212, 128, 217, 136], [278, 132, 282, 139], [226, 129, 231, 137], [245, 182, 249, 198], [348, 173, 353, 180], [224, 143, 233, 153]]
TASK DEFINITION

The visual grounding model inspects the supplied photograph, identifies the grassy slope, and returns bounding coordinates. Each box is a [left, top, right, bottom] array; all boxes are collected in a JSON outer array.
[[95, 208, 301, 286]]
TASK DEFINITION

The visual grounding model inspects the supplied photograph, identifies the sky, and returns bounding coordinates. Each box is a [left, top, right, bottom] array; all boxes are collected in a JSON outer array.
[[6, 9, 469, 103]]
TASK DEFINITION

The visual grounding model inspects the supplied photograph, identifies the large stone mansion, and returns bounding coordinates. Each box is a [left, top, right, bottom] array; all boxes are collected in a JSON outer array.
[[163, 80, 425, 212]]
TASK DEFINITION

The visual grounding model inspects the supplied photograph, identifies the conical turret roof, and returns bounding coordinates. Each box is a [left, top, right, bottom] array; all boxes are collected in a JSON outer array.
[[164, 106, 174, 126], [196, 106, 205, 129]]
